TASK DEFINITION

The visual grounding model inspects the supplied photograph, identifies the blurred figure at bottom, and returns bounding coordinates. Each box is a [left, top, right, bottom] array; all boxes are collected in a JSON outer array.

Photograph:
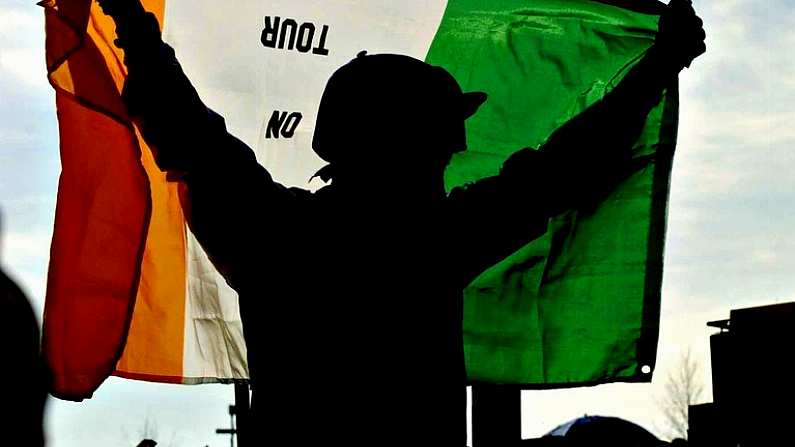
[[0, 211, 46, 446]]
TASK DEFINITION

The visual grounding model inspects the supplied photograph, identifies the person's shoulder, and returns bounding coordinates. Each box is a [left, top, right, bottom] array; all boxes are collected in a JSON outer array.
[[446, 176, 501, 201]]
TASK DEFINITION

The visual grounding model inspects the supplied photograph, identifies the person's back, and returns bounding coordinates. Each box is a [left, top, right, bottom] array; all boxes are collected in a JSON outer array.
[[98, 0, 705, 444], [234, 188, 466, 444], [185, 58, 484, 443], [182, 53, 546, 444]]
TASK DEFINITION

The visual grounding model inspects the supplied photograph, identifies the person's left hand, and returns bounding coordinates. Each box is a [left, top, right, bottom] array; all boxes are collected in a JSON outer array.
[[655, 0, 707, 72]]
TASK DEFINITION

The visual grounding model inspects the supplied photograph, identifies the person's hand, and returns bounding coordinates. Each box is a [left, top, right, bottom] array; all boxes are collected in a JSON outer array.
[[98, 1, 208, 175], [96, 0, 142, 16], [96, 0, 160, 54], [655, 0, 707, 72], [96, 0, 147, 31]]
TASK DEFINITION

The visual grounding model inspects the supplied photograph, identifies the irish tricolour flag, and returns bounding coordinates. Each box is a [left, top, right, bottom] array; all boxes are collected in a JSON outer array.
[[42, 0, 675, 400]]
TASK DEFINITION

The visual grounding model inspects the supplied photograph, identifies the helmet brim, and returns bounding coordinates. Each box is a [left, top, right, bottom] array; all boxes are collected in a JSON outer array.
[[461, 92, 488, 119]]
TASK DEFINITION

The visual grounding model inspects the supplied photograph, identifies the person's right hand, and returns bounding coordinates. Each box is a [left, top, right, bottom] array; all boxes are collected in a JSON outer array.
[[97, 0, 146, 27], [655, 0, 707, 72], [96, 0, 160, 57], [96, 0, 147, 26]]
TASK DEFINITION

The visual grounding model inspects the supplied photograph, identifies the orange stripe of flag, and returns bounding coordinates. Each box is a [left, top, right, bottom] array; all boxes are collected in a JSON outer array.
[[42, 0, 184, 400]]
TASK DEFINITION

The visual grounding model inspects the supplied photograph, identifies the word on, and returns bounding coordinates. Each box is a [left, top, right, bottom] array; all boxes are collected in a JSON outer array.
[[265, 110, 303, 139]]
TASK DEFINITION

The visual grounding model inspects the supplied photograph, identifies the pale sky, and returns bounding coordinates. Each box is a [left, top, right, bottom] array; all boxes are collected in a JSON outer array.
[[0, 0, 793, 445]]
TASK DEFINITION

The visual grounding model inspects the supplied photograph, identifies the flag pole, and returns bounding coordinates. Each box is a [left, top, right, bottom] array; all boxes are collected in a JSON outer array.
[[233, 381, 250, 447], [471, 384, 522, 446]]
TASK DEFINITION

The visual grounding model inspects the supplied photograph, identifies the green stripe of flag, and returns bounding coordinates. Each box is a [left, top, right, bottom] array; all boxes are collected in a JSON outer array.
[[426, 0, 676, 385]]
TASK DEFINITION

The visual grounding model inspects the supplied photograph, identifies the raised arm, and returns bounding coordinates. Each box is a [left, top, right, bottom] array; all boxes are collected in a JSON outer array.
[[521, 0, 705, 213], [449, 0, 705, 284], [98, 0, 296, 287]]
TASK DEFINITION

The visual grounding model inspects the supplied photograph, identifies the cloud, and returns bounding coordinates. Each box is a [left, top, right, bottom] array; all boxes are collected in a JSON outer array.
[[0, 4, 46, 85], [1, 227, 53, 315], [523, 1, 795, 438], [0, 3, 55, 310], [0, 0, 791, 445], [662, 0, 795, 313], [0, 5, 58, 206], [0, 47, 48, 88], [45, 378, 236, 447], [2, 230, 50, 262], [0, 5, 41, 36]]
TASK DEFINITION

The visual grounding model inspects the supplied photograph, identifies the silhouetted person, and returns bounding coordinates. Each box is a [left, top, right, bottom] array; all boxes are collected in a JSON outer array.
[[99, 0, 704, 444], [0, 212, 46, 446]]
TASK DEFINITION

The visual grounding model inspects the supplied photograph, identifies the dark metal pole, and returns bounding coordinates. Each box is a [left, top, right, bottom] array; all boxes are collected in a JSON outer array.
[[471, 384, 522, 446], [216, 404, 237, 447], [234, 381, 251, 447]]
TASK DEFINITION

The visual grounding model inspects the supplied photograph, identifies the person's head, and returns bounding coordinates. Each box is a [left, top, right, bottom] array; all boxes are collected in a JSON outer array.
[[312, 52, 486, 201]]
